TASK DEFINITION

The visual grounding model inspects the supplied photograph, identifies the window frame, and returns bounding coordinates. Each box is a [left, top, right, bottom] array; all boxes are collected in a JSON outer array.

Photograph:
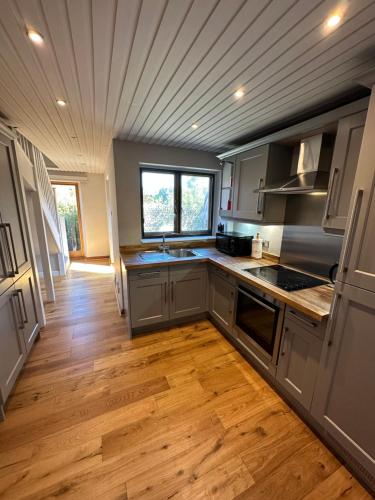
[[140, 167, 214, 239]]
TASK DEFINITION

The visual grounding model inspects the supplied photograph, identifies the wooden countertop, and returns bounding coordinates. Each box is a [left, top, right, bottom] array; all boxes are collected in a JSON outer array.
[[121, 247, 333, 322]]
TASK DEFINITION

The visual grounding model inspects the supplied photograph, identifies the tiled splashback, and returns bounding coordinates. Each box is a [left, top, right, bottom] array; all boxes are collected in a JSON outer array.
[[224, 220, 284, 256]]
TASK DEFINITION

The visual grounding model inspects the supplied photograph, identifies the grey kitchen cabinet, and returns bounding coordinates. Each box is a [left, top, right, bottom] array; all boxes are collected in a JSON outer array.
[[0, 285, 26, 412], [14, 268, 39, 354], [0, 131, 30, 294], [169, 265, 207, 320], [231, 144, 291, 222], [276, 312, 323, 411], [322, 111, 366, 233], [219, 158, 235, 218], [336, 93, 375, 293], [209, 267, 235, 335], [128, 268, 169, 328], [311, 283, 375, 478]]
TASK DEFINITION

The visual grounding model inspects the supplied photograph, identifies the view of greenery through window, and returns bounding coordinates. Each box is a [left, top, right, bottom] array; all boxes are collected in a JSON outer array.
[[142, 170, 212, 236], [54, 184, 82, 252]]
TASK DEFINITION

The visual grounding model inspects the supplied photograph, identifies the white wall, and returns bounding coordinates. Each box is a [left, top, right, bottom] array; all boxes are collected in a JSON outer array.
[[80, 174, 110, 257], [113, 140, 221, 246]]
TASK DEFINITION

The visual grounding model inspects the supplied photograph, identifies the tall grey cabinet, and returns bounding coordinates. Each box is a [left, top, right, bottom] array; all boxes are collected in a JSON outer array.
[[0, 126, 40, 419], [312, 85, 375, 488]]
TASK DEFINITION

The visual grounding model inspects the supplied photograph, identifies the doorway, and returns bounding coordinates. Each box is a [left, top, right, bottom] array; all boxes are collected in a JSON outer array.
[[53, 183, 84, 258]]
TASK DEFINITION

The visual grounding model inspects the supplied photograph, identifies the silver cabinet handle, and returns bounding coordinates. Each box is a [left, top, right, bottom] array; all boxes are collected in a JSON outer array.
[[323, 167, 339, 221], [16, 289, 28, 323], [171, 281, 174, 302], [164, 282, 167, 304], [12, 292, 24, 329], [256, 178, 264, 214], [0, 227, 8, 278], [289, 309, 317, 328], [340, 189, 363, 274], [327, 292, 342, 347], [0, 223, 18, 276]]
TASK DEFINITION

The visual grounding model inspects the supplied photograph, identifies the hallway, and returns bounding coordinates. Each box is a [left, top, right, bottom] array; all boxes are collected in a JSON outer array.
[[0, 261, 370, 499]]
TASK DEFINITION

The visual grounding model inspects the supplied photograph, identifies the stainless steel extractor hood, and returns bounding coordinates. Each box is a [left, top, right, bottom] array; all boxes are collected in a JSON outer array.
[[255, 134, 333, 194]]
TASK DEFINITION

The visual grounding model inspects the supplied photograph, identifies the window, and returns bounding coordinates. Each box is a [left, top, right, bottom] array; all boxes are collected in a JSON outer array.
[[140, 168, 214, 238]]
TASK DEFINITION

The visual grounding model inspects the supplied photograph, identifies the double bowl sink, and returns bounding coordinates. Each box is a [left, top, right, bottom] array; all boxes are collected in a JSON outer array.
[[139, 248, 198, 261]]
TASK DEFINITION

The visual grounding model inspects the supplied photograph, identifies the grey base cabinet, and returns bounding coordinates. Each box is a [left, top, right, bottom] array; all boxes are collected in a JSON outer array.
[[14, 268, 39, 353], [0, 285, 26, 409], [209, 267, 235, 335], [128, 268, 169, 328], [276, 312, 323, 411], [311, 283, 375, 479], [170, 266, 207, 320]]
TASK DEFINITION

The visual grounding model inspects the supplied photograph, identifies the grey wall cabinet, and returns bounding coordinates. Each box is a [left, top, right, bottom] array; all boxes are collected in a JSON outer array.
[[14, 268, 39, 354], [209, 268, 235, 335], [311, 284, 375, 477], [231, 144, 291, 222], [169, 265, 207, 320], [322, 111, 366, 233], [276, 313, 323, 411], [0, 132, 30, 294], [336, 95, 375, 293], [128, 269, 169, 328], [0, 285, 26, 412]]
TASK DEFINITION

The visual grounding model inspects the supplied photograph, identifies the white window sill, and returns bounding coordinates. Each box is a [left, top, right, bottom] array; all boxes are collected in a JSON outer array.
[[141, 235, 216, 244]]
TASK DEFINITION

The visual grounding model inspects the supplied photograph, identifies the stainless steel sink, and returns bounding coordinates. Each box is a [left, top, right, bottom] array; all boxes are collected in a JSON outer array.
[[139, 251, 171, 261], [167, 248, 198, 258]]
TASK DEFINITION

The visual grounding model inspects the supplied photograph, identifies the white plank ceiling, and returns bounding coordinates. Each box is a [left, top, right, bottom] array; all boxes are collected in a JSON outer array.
[[0, 0, 375, 172]]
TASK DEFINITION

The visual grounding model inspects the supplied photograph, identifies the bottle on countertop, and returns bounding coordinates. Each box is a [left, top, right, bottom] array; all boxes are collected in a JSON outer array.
[[252, 233, 263, 259]]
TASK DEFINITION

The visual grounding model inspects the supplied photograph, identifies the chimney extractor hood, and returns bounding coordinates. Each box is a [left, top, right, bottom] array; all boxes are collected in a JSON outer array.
[[255, 134, 333, 194]]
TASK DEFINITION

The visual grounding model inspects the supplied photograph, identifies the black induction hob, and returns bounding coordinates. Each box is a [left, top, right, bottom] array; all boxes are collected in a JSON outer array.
[[244, 264, 328, 292]]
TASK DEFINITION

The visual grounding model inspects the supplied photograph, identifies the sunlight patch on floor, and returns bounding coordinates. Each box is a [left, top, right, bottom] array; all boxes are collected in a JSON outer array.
[[69, 261, 113, 274]]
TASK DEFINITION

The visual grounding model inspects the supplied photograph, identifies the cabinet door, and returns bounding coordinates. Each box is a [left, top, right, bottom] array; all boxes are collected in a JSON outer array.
[[13, 269, 39, 353], [311, 284, 375, 477], [0, 286, 26, 404], [336, 91, 375, 292], [322, 111, 366, 232], [129, 277, 169, 328], [232, 145, 268, 220], [170, 268, 207, 320], [209, 273, 235, 333], [276, 319, 322, 410], [219, 159, 235, 217], [0, 132, 30, 283]]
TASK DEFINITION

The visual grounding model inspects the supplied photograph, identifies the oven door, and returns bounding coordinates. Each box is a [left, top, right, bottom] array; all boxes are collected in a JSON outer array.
[[235, 286, 280, 362]]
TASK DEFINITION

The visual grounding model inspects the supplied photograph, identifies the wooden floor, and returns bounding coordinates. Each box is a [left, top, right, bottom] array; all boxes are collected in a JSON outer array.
[[0, 260, 371, 499]]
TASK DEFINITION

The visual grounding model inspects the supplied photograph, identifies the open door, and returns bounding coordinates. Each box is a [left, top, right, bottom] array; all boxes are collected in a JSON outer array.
[[53, 183, 84, 258]]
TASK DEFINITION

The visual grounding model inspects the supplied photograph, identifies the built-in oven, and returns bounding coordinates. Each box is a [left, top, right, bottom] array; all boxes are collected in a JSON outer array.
[[234, 284, 285, 375]]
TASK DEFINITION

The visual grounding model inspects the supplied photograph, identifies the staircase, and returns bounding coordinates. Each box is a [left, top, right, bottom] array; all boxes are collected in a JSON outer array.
[[16, 132, 61, 251]]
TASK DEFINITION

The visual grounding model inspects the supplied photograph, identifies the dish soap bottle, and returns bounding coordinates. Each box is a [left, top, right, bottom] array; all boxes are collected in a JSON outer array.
[[252, 233, 263, 259]]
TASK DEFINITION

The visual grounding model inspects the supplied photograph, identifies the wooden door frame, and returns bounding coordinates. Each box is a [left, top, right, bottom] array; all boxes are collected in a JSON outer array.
[[52, 181, 84, 258]]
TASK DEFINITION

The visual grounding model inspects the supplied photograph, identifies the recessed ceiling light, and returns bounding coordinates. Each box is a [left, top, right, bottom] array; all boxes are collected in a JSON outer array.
[[27, 29, 44, 44], [56, 99, 67, 107], [234, 89, 244, 99], [326, 14, 341, 28], [191, 123, 198, 129]]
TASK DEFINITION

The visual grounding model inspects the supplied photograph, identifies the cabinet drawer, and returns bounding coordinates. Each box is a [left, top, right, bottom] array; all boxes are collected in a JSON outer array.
[[285, 306, 325, 339], [209, 264, 236, 286], [128, 267, 168, 281], [170, 263, 207, 280]]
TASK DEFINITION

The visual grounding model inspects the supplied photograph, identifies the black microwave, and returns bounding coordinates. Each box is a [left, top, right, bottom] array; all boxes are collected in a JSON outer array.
[[216, 232, 253, 257]]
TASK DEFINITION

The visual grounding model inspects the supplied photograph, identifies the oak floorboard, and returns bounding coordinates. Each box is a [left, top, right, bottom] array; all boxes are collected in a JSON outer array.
[[0, 260, 371, 499]]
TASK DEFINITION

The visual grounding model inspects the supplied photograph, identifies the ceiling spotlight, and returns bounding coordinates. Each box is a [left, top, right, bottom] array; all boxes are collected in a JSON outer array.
[[234, 89, 244, 99], [27, 29, 44, 44], [191, 123, 198, 129], [326, 14, 341, 28], [56, 99, 67, 107]]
